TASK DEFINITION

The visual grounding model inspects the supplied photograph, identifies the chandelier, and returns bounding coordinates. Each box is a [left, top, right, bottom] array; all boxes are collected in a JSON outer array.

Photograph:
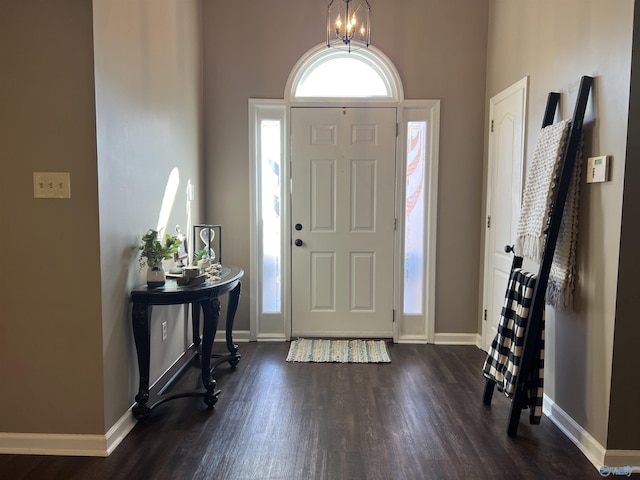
[[326, 0, 371, 52]]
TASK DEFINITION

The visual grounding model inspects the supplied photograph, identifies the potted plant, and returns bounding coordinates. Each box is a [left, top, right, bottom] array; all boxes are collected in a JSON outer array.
[[138, 229, 181, 287]]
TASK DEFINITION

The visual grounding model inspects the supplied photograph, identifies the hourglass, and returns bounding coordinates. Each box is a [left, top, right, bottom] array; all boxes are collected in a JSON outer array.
[[193, 224, 222, 268], [199, 227, 216, 261]]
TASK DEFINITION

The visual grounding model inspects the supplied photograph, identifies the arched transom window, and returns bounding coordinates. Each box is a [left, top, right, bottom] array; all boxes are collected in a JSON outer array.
[[287, 45, 402, 101]]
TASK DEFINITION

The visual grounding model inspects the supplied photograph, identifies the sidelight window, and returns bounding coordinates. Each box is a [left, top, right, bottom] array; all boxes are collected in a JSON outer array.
[[398, 101, 440, 341], [260, 120, 282, 313], [249, 101, 287, 331], [403, 121, 427, 315]]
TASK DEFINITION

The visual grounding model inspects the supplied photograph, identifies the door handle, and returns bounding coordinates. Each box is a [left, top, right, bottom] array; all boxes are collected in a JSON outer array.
[[295, 223, 303, 231], [295, 239, 303, 247]]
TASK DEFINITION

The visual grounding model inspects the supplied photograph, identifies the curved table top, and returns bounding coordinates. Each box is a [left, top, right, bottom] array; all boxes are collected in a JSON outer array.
[[131, 265, 244, 305]]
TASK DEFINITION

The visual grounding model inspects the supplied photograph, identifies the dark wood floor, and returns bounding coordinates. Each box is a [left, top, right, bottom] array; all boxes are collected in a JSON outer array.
[[1, 342, 602, 479]]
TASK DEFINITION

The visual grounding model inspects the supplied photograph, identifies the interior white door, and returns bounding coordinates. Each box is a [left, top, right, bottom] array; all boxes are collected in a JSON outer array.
[[482, 78, 527, 351], [291, 107, 396, 338]]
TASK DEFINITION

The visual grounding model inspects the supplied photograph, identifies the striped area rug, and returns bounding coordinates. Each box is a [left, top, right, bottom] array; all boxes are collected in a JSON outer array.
[[286, 338, 391, 363]]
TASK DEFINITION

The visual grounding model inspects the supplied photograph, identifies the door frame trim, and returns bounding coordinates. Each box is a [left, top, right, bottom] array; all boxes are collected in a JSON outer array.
[[480, 76, 528, 351], [395, 100, 440, 344], [249, 44, 440, 343], [290, 106, 398, 339]]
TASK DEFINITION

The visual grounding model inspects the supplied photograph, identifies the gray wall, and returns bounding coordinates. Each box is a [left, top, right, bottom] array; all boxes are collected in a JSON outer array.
[[202, 0, 490, 335], [93, 0, 204, 430], [608, 3, 640, 450], [485, 0, 634, 448], [0, 0, 104, 434], [0, 0, 203, 437]]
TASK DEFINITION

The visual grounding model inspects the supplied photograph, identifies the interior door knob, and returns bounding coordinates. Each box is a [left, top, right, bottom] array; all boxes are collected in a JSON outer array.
[[295, 223, 303, 231], [295, 239, 303, 247]]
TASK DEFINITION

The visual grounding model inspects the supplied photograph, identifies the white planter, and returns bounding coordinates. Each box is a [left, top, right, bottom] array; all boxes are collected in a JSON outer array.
[[147, 263, 166, 288]]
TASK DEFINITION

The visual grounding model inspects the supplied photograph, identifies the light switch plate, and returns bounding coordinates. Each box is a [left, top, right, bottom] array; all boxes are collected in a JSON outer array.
[[586, 156, 609, 184], [33, 172, 71, 198]]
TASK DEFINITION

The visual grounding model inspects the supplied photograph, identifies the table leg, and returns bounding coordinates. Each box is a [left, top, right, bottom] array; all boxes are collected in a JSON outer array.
[[191, 302, 201, 347], [225, 281, 242, 366], [200, 297, 221, 408], [131, 302, 152, 420]]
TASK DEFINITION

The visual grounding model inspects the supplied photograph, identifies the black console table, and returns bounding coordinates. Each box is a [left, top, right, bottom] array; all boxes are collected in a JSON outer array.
[[130, 265, 243, 420]]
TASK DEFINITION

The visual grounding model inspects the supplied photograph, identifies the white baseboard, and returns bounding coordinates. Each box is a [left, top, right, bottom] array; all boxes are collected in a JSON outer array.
[[433, 333, 481, 345], [543, 394, 605, 469], [256, 333, 288, 342], [543, 394, 640, 472], [604, 450, 640, 469], [214, 329, 251, 342], [396, 334, 428, 344], [105, 408, 138, 455], [0, 409, 136, 457]]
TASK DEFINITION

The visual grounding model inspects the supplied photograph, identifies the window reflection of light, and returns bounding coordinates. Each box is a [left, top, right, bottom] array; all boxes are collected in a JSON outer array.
[[156, 167, 180, 237]]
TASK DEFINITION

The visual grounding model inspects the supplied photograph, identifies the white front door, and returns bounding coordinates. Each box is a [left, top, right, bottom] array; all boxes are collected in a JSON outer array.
[[291, 107, 396, 338], [482, 78, 527, 351]]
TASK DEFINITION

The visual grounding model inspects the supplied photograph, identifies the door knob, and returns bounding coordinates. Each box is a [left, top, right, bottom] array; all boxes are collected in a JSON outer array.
[[295, 223, 303, 231], [295, 239, 303, 247]]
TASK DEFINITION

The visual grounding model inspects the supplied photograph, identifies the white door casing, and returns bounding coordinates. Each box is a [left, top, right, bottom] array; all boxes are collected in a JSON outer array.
[[249, 45, 439, 343], [291, 107, 396, 338], [482, 77, 527, 351]]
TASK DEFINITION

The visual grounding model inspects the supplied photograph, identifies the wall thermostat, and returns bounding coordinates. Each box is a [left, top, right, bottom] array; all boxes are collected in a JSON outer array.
[[586, 155, 609, 183]]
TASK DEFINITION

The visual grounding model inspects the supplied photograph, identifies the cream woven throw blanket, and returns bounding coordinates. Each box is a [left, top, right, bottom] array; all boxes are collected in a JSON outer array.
[[514, 119, 582, 312]]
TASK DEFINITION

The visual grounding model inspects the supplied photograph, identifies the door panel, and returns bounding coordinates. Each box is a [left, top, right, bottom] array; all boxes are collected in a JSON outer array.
[[311, 160, 335, 230], [350, 253, 375, 310], [291, 107, 396, 338], [311, 252, 335, 310], [352, 160, 376, 230]]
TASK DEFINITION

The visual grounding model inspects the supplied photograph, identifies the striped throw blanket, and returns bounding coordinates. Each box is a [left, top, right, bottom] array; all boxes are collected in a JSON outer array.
[[482, 268, 545, 424]]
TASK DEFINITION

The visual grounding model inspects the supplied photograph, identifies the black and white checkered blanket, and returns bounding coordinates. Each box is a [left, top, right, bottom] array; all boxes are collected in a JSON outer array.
[[482, 268, 545, 423]]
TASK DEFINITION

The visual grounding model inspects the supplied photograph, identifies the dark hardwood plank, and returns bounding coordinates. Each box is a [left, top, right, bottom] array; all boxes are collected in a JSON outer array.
[[0, 343, 602, 479]]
